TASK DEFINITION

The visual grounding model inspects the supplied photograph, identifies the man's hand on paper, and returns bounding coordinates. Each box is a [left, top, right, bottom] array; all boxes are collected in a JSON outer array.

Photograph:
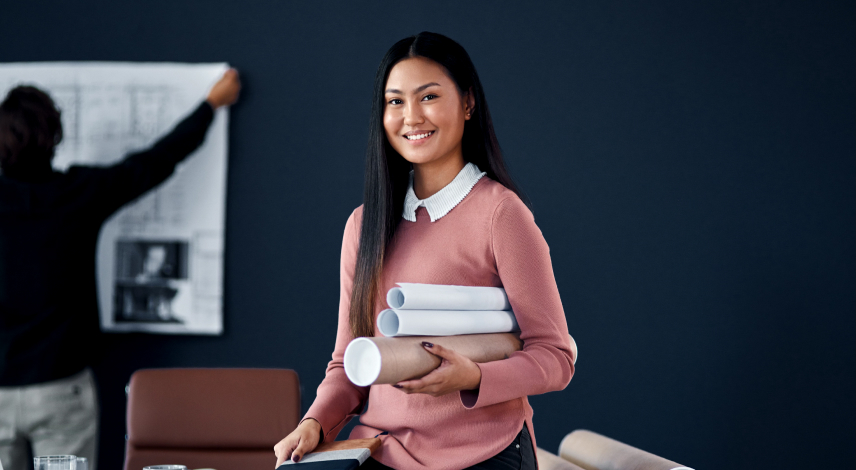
[[206, 68, 241, 109], [393, 342, 482, 397], [274, 418, 321, 467]]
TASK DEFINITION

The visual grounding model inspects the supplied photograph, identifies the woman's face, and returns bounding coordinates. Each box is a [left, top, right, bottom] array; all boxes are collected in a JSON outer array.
[[383, 57, 473, 167]]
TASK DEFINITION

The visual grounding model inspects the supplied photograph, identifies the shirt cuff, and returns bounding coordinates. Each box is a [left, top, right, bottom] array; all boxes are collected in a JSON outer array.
[[198, 100, 215, 118]]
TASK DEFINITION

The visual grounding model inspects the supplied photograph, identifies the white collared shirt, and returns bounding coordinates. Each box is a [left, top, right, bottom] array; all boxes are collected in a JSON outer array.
[[402, 162, 486, 222]]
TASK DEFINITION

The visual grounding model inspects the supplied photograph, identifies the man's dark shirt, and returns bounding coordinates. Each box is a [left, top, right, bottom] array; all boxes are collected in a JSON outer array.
[[0, 102, 214, 385]]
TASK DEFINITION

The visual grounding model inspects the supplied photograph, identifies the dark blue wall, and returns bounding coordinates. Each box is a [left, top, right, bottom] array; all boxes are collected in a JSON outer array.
[[2, 1, 853, 468]]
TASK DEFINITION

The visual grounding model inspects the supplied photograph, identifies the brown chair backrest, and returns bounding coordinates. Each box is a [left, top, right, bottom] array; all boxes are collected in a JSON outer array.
[[124, 368, 300, 470], [558, 430, 692, 470]]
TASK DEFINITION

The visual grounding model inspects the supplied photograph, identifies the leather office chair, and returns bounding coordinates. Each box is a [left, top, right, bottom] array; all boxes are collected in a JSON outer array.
[[537, 430, 693, 470], [124, 368, 300, 470]]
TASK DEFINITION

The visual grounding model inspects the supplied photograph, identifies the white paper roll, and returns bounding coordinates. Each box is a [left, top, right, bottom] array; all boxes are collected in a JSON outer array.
[[558, 430, 693, 470], [377, 308, 518, 337], [387, 283, 511, 311], [343, 338, 382, 386]]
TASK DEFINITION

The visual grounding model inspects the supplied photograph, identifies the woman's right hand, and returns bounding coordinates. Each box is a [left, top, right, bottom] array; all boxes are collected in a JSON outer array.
[[274, 418, 322, 467]]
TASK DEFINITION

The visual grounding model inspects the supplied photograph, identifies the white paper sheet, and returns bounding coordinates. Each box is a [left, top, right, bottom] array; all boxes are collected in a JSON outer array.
[[386, 283, 511, 311], [0, 62, 229, 335], [377, 308, 518, 337]]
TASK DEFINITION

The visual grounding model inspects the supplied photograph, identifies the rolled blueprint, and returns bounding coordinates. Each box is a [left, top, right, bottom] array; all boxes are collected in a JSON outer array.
[[387, 283, 511, 311], [377, 308, 518, 337], [558, 430, 694, 470], [343, 333, 522, 386]]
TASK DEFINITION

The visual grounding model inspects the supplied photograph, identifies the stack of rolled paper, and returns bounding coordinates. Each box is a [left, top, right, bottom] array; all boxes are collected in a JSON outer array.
[[343, 283, 523, 387]]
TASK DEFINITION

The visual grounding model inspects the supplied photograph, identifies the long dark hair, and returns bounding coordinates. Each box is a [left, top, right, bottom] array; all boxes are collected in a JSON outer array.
[[349, 31, 527, 338]]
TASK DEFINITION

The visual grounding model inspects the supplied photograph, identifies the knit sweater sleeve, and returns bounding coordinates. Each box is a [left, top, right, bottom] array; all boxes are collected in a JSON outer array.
[[461, 196, 575, 409], [303, 207, 369, 442]]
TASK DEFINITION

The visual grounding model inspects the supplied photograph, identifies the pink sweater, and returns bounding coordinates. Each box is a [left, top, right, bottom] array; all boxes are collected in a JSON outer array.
[[304, 178, 574, 469]]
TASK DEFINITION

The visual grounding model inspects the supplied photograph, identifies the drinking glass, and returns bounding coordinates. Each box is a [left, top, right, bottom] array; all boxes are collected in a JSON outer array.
[[75, 457, 88, 470], [33, 455, 77, 470]]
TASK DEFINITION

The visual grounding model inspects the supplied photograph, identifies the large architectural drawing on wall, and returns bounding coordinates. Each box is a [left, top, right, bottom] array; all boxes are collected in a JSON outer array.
[[0, 62, 229, 334]]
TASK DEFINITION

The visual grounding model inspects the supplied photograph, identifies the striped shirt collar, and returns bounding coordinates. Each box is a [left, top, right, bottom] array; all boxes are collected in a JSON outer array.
[[402, 162, 486, 222]]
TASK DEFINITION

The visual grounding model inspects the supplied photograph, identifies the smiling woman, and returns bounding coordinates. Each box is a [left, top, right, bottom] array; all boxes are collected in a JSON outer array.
[[273, 32, 574, 470], [383, 58, 473, 195]]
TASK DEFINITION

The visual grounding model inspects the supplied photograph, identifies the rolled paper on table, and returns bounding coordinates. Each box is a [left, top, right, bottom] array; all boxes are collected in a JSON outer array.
[[387, 283, 511, 311], [343, 333, 522, 386], [377, 308, 518, 337], [558, 430, 694, 470]]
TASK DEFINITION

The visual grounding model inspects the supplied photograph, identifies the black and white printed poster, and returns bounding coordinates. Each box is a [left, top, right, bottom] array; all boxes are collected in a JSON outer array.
[[0, 62, 229, 334]]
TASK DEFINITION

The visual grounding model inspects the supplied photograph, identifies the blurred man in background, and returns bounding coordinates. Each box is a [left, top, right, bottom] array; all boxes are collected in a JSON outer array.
[[0, 69, 240, 470]]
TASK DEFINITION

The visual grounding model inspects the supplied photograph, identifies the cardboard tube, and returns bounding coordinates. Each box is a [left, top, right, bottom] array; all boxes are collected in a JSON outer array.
[[558, 430, 693, 470], [343, 333, 522, 386]]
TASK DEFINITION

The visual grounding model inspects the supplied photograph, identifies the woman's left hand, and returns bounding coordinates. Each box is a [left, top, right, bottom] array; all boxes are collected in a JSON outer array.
[[393, 342, 482, 397]]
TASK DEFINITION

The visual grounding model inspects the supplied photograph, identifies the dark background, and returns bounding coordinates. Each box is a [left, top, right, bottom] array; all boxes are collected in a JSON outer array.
[[2, 1, 853, 468]]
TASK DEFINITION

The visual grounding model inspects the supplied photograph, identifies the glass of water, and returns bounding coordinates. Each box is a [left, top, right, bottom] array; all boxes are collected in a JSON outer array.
[[75, 457, 88, 470], [33, 455, 77, 470]]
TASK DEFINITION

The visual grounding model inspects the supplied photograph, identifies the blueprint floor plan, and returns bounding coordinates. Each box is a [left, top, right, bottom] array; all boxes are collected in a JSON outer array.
[[0, 62, 229, 334]]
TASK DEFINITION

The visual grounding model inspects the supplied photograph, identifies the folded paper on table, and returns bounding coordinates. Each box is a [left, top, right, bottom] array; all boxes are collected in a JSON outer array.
[[277, 438, 381, 469], [344, 333, 522, 386], [377, 308, 518, 337], [387, 283, 511, 311]]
